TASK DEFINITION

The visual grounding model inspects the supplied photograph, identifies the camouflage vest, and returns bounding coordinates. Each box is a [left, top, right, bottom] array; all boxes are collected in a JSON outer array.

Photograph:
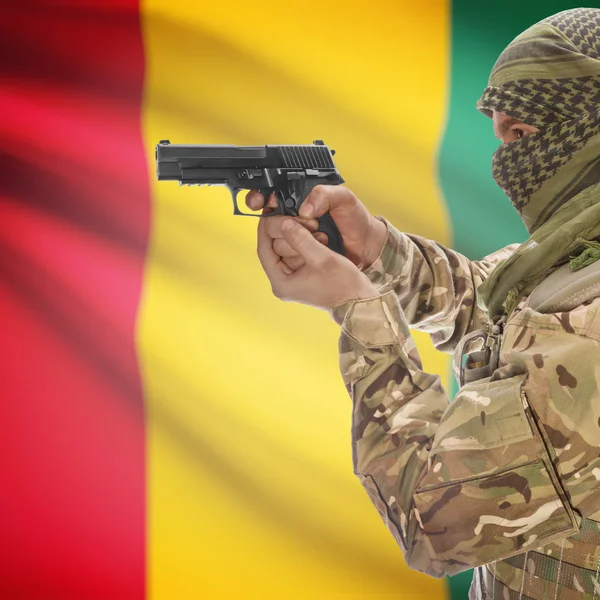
[[470, 517, 600, 599], [456, 260, 600, 599]]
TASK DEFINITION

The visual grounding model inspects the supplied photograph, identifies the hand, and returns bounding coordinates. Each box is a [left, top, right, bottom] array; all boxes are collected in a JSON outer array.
[[257, 215, 379, 311], [246, 185, 387, 272]]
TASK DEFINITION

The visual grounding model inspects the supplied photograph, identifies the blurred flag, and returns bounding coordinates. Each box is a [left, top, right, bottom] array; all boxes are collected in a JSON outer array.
[[0, 1, 583, 598]]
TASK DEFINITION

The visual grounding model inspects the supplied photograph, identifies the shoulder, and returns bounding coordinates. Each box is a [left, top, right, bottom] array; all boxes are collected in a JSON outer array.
[[507, 293, 600, 341]]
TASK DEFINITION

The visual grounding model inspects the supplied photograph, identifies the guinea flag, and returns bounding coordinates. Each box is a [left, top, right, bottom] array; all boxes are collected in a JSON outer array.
[[0, 1, 586, 599]]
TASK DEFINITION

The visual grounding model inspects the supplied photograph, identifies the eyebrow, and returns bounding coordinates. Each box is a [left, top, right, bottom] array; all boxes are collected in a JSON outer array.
[[494, 117, 523, 139]]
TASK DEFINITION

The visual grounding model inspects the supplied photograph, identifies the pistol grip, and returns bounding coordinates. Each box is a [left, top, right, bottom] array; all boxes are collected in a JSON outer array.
[[272, 186, 345, 256], [317, 211, 345, 256]]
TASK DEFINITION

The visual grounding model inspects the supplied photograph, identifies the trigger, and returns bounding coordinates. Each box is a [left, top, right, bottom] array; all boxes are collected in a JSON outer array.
[[268, 189, 286, 215]]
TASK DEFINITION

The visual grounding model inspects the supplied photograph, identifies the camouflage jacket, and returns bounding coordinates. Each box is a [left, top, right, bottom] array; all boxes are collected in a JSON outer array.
[[329, 216, 600, 582]]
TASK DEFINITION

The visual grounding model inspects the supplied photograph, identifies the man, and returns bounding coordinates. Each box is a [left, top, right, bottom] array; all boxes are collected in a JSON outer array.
[[247, 8, 600, 599]]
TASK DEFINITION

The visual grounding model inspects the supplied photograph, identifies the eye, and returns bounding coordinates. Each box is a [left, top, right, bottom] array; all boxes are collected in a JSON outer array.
[[513, 128, 525, 139]]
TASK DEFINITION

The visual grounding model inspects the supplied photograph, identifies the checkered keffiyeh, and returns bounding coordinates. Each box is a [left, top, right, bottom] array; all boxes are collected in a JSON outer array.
[[476, 8, 600, 318], [477, 7, 600, 233]]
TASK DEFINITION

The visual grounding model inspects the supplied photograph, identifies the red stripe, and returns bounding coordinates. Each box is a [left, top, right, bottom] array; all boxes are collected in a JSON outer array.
[[0, 2, 148, 598]]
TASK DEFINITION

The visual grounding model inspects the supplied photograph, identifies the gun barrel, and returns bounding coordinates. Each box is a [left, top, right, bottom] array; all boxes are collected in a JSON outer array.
[[155, 141, 337, 180]]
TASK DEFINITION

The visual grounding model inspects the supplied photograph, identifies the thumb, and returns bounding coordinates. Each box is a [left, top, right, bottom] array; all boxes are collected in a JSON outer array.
[[281, 219, 327, 263], [298, 185, 350, 218]]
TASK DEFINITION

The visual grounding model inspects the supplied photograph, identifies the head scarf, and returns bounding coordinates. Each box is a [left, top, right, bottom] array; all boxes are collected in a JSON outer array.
[[476, 8, 600, 318]]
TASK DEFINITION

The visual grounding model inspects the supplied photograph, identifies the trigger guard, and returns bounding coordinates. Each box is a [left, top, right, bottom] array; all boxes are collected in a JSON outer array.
[[230, 187, 283, 217], [230, 187, 245, 216]]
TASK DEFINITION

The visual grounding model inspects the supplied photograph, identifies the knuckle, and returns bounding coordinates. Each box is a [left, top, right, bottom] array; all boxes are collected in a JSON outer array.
[[273, 239, 292, 256], [286, 257, 303, 270], [340, 185, 358, 205], [307, 184, 324, 202]]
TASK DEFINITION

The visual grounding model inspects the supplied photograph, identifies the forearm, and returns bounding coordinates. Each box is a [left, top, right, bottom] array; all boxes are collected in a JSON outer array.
[[331, 292, 586, 577], [362, 217, 518, 353]]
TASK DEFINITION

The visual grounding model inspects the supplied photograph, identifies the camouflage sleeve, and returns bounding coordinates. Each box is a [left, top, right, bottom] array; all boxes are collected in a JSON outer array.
[[362, 216, 519, 353], [329, 291, 594, 577]]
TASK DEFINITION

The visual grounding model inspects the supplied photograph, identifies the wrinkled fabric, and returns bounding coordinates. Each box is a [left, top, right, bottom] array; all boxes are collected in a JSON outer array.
[[477, 7, 600, 228], [329, 217, 600, 598], [475, 8, 600, 319], [478, 181, 600, 319]]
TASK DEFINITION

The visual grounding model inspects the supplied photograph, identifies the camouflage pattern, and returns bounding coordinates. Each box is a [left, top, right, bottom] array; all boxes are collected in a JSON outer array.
[[349, 215, 519, 354], [329, 216, 600, 598], [477, 526, 600, 599]]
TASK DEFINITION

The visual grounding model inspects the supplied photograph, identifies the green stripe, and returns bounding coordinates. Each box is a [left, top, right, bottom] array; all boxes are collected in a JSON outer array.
[[439, 2, 585, 598]]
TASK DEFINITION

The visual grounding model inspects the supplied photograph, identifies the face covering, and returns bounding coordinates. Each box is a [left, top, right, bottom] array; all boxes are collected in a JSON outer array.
[[475, 7, 600, 318], [492, 109, 600, 233]]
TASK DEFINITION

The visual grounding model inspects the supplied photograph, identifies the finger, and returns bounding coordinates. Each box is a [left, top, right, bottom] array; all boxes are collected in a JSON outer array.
[[299, 217, 320, 233], [273, 232, 328, 257], [264, 215, 320, 240], [278, 260, 294, 276], [261, 200, 278, 216], [245, 190, 265, 211], [261, 192, 283, 217], [280, 218, 329, 264], [273, 237, 299, 258], [298, 185, 354, 218], [266, 192, 278, 209], [257, 212, 288, 284], [282, 255, 305, 272]]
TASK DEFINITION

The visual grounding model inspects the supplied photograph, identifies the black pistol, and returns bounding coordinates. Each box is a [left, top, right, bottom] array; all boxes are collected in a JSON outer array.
[[155, 140, 345, 255]]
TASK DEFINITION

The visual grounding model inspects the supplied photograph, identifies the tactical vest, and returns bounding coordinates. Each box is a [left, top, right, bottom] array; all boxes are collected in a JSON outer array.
[[455, 259, 600, 600]]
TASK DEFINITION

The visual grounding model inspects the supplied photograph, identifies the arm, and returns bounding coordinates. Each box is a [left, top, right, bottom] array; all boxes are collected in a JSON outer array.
[[330, 291, 600, 576], [246, 185, 516, 353], [363, 217, 520, 353]]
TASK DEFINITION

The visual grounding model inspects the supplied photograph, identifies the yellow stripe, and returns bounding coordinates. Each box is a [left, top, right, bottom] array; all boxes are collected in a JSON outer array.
[[139, 2, 450, 598]]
